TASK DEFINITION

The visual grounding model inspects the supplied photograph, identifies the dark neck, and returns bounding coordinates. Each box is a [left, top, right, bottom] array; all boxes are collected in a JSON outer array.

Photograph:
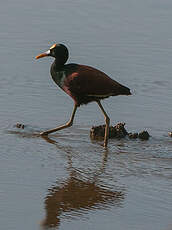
[[53, 59, 66, 70]]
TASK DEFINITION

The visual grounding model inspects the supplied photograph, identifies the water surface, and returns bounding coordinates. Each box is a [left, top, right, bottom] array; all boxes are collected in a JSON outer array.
[[0, 0, 172, 230]]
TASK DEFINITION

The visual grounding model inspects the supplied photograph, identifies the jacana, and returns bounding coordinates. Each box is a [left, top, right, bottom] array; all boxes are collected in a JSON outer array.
[[36, 43, 131, 147]]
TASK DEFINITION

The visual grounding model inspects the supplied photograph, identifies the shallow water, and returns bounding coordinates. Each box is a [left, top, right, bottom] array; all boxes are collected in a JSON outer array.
[[0, 0, 172, 229]]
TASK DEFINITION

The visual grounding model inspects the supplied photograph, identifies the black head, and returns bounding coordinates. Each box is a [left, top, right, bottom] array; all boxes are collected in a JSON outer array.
[[36, 43, 69, 65]]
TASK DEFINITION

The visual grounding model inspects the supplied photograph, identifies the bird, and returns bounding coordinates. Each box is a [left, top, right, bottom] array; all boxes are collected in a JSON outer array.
[[35, 43, 131, 147]]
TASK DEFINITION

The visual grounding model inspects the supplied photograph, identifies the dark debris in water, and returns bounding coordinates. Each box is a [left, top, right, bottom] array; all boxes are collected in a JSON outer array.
[[128, 132, 138, 139], [14, 122, 171, 141], [90, 123, 150, 141], [168, 132, 172, 137], [15, 123, 25, 129], [90, 123, 127, 140], [138, 131, 150, 140], [10, 123, 40, 138]]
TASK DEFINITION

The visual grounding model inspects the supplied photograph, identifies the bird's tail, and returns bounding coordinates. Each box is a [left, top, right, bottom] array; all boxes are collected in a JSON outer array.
[[114, 83, 131, 96], [121, 85, 131, 95]]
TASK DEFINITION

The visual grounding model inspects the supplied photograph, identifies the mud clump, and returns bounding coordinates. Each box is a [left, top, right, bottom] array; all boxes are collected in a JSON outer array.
[[128, 131, 150, 140], [90, 123, 128, 140], [128, 132, 138, 139], [90, 123, 150, 141], [138, 131, 150, 140], [15, 123, 25, 129], [168, 132, 172, 137]]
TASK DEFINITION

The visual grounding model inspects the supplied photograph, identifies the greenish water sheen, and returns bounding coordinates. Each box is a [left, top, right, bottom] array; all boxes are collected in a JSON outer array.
[[0, 0, 172, 230]]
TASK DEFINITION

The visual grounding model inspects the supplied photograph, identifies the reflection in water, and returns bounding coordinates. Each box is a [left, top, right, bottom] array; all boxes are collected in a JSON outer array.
[[41, 136, 125, 229], [41, 174, 124, 229]]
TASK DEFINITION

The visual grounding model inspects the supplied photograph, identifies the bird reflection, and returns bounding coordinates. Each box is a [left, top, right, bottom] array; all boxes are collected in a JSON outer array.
[[41, 136, 125, 229]]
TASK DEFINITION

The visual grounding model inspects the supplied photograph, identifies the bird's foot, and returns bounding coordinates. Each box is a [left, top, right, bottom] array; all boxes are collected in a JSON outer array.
[[40, 131, 49, 136]]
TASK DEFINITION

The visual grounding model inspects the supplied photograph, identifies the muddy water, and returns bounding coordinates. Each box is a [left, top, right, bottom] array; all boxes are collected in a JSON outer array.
[[0, 0, 172, 229]]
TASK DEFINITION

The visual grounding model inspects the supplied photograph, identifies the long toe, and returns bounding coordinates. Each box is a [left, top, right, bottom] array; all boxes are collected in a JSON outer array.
[[40, 131, 49, 136]]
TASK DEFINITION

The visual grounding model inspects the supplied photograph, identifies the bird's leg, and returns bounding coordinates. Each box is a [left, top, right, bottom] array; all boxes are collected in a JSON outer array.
[[97, 101, 110, 148], [40, 104, 78, 136]]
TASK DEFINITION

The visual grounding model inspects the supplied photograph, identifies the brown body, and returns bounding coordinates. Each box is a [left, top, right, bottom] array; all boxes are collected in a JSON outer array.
[[36, 43, 131, 147], [61, 64, 131, 106]]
